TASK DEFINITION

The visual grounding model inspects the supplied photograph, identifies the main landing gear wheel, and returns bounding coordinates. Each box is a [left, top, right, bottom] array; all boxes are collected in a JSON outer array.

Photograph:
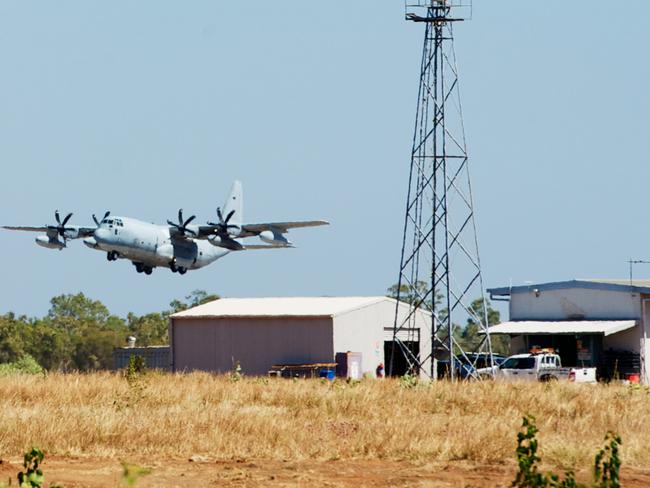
[[178, 267, 187, 275], [134, 263, 144, 273], [169, 261, 178, 273], [143, 266, 153, 275], [106, 251, 118, 261]]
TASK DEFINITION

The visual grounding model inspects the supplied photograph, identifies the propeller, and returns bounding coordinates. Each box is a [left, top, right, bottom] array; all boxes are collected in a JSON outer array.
[[168, 209, 197, 236], [92, 211, 111, 227], [47, 210, 75, 245], [208, 207, 238, 236]]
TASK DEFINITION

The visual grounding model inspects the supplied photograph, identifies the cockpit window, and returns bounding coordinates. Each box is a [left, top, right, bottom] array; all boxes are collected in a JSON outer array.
[[101, 218, 122, 227]]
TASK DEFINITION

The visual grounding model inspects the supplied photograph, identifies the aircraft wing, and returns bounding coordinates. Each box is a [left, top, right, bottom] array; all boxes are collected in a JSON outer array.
[[3, 226, 51, 232], [2, 225, 96, 238], [195, 221, 328, 239], [243, 244, 295, 250], [240, 220, 329, 235]]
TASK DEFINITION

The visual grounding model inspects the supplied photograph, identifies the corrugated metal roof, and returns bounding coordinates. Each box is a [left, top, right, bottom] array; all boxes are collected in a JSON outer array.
[[171, 296, 396, 318], [488, 279, 650, 297], [487, 320, 637, 336]]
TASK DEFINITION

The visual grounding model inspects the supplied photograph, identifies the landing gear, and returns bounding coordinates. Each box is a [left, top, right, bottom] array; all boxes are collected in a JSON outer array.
[[134, 262, 154, 275], [169, 259, 187, 275], [106, 251, 118, 261]]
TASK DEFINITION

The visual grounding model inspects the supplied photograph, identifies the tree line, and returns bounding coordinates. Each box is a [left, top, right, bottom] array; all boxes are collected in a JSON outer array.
[[0, 290, 218, 371]]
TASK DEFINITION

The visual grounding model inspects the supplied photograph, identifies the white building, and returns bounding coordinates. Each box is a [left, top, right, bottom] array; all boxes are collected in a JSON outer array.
[[169, 296, 431, 377], [488, 280, 650, 383]]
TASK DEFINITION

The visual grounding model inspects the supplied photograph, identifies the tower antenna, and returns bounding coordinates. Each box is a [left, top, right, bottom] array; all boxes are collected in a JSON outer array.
[[390, 0, 493, 380]]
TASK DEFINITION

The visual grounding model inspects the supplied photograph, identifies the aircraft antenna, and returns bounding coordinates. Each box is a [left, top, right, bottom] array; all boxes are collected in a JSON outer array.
[[390, 0, 494, 379]]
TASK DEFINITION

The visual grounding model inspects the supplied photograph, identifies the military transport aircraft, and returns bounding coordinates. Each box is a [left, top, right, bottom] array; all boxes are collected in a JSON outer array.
[[2, 181, 328, 275]]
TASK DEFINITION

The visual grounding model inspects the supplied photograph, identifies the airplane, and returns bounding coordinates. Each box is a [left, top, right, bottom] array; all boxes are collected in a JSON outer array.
[[2, 181, 328, 275]]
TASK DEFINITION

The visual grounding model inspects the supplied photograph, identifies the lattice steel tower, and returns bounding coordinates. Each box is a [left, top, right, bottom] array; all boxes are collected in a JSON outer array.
[[391, 0, 493, 379]]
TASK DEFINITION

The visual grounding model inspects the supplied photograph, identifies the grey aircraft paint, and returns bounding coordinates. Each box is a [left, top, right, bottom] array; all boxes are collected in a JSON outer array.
[[3, 181, 328, 276]]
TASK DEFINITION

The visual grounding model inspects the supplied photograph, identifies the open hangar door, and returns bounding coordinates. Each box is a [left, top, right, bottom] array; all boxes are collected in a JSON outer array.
[[519, 334, 602, 368], [384, 327, 421, 376]]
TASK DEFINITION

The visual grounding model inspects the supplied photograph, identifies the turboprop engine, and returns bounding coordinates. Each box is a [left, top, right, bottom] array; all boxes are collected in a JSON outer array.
[[208, 235, 243, 251], [259, 229, 290, 246], [35, 235, 65, 250]]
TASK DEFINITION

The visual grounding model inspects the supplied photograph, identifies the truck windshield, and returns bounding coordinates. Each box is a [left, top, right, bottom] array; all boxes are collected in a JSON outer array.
[[501, 357, 536, 369]]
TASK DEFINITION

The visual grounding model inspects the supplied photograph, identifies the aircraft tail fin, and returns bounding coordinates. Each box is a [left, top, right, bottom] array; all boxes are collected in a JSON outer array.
[[223, 180, 243, 225]]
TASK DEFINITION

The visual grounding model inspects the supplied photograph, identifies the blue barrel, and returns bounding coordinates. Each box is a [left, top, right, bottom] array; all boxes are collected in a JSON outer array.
[[319, 369, 335, 380]]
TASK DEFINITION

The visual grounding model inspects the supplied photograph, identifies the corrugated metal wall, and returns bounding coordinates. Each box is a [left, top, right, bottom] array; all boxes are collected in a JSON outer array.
[[332, 300, 432, 378], [171, 317, 334, 375], [113, 347, 171, 370]]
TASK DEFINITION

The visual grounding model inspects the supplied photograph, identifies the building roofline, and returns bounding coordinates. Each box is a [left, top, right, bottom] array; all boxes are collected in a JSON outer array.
[[170, 296, 429, 320], [488, 279, 650, 297]]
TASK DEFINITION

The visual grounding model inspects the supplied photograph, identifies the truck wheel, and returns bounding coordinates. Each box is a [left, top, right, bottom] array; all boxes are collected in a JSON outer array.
[[540, 375, 557, 382]]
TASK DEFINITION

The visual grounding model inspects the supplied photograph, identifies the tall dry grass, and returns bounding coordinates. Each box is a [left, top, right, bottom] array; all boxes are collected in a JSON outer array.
[[0, 372, 649, 468]]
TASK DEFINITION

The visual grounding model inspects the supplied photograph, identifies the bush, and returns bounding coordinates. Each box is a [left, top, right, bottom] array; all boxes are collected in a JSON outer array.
[[513, 415, 622, 488], [0, 355, 44, 375]]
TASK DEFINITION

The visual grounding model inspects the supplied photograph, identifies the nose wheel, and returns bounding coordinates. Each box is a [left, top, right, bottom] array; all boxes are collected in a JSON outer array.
[[106, 251, 119, 261]]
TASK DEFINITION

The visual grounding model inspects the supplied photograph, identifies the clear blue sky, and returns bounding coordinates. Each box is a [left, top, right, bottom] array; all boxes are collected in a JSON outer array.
[[1, 1, 648, 317]]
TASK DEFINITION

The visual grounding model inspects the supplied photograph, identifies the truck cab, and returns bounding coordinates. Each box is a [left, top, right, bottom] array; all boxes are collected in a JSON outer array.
[[491, 350, 596, 383], [496, 352, 567, 382]]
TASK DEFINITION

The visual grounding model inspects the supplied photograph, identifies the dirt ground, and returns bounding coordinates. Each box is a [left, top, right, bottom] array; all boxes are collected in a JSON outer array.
[[1, 457, 649, 488]]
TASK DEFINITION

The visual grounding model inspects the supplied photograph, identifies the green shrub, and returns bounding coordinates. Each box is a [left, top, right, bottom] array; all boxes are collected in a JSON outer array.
[[0, 355, 44, 376], [228, 360, 243, 382], [124, 355, 146, 385], [0, 447, 62, 488], [121, 462, 151, 487], [512, 415, 622, 488], [399, 372, 419, 389]]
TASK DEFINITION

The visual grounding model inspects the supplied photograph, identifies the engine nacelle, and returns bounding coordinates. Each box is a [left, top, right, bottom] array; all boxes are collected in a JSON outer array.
[[208, 235, 243, 251], [208, 235, 223, 247], [35, 235, 65, 250], [259, 229, 290, 246]]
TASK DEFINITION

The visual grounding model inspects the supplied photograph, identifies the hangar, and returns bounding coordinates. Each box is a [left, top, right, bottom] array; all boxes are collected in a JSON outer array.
[[488, 280, 650, 383], [169, 296, 431, 377]]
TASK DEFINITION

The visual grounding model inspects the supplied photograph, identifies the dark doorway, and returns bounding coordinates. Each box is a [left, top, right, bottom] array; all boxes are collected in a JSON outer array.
[[385, 341, 420, 376]]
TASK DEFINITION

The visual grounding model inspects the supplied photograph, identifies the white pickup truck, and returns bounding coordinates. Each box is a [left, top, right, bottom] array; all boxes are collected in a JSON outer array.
[[479, 353, 597, 383]]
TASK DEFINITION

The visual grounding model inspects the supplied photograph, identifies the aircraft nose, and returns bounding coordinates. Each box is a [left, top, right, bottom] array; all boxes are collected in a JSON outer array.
[[94, 228, 110, 242]]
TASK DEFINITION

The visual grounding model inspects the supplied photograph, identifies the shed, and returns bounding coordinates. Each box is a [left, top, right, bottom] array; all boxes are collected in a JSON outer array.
[[169, 296, 431, 377], [488, 279, 650, 382]]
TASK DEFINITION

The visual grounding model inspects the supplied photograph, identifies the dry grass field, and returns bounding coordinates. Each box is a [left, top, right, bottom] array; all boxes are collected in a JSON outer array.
[[1, 372, 650, 486]]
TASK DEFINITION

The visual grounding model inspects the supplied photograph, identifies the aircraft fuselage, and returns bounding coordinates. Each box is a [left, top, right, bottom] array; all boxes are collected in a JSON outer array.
[[83, 216, 229, 273]]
